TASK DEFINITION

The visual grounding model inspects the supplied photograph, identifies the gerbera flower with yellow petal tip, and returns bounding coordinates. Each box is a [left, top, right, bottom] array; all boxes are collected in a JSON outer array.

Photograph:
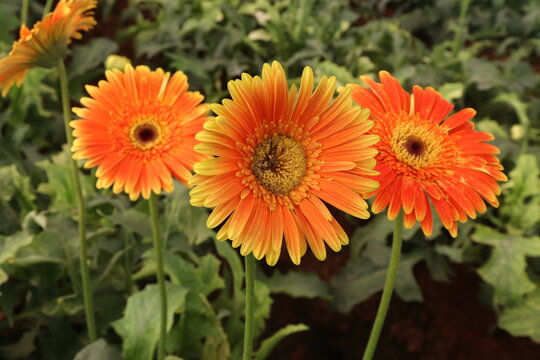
[[0, 0, 97, 96], [189, 61, 380, 265], [71, 64, 209, 200], [349, 71, 507, 237]]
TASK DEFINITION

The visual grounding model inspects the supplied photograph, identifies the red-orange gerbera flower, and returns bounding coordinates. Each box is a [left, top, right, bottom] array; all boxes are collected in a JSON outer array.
[[71, 64, 208, 200], [190, 61, 379, 265], [349, 71, 507, 237], [0, 0, 97, 96]]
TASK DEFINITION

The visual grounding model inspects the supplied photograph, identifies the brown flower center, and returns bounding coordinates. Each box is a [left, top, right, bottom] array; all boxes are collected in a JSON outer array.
[[251, 135, 306, 195], [405, 137, 424, 157], [391, 120, 445, 169], [129, 120, 163, 150]]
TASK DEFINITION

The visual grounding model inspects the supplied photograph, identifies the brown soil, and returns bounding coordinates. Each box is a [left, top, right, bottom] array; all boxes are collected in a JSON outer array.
[[264, 260, 540, 360]]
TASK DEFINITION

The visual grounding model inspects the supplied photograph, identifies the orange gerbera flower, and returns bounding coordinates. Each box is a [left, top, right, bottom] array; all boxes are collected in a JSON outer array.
[[71, 64, 208, 200], [0, 0, 97, 96], [349, 71, 507, 237], [190, 61, 380, 265]]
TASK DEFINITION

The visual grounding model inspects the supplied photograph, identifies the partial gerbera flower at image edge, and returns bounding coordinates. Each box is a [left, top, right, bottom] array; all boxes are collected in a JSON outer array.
[[348, 71, 507, 237], [189, 61, 380, 265], [0, 0, 97, 96], [70, 64, 209, 200]]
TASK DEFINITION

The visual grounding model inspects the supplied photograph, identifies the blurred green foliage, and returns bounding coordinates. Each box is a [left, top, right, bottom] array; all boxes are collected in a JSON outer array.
[[0, 0, 539, 359]]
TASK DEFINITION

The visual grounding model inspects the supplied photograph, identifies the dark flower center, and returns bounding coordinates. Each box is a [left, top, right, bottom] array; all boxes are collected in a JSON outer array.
[[135, 124, 158, 144], [405, 138, 424, 157]]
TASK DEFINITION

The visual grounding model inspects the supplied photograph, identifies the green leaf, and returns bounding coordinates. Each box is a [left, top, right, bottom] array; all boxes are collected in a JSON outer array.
[[0, 164, 35, 206], [11, 231, 67, 266], [500, 154, 540, 232], [0, 326, 38, 359], [0, 232, 33, 265], [438, 82, 464, 102], [255, 324, 309, 360], [163, 252, 224, 296], [315, 60, 359, 86], [476, 118, 509, 139], [73, 339, 122, 360], [163, 186, 214, 246], [493, 93, 530, 128], [504, 154, 539, 202], [105, 208, 152, 238], [37, 150, 95, 210], [499, 290, 540, 342], [253, 280, 273, 338], [472, 225, 540, 305], [264, 271, 331, 300], [464, 58, 505, 90], [8, 67, 56, 119], [331, 248, 425, 313], [113, 283, 188, 360], [68, 38, 118, 79], [349, 216, 393, 259], [176, 292, 230, 360], [214, 239, 243, 295]]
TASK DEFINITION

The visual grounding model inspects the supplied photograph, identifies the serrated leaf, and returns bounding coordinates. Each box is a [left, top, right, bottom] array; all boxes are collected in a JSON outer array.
[[69, 38, 119, 79], [255, 323, 309, 360], [179, 293, 230, 360], [253, 280, 273, 338], [73, 339, 122, 360], [37, 150, 95, 210], [113, 283, 188, 360], [163, 252, 224, 296], [0, 164, 35, 205], [472, 225, 540, 305], [163, 186, 213, 245], [499, 290, 540, 342], [331, 249, 425, 313], [264, 271, 331, 300], [214, 239, 243, 295], [500, 154, 540, 232], [504, 154, 539, 202]]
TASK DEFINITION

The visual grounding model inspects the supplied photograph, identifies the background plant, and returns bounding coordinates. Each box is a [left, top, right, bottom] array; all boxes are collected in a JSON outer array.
[[0, 0, 539, 359]]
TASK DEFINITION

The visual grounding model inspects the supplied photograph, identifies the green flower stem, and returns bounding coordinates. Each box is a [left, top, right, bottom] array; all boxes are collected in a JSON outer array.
[[123, 229, 133, 293], [452, 0, 472, 55], [362, 211, 404, 360], [242, 254, 255, 360], [43, 0, 54, 17], [21, 0, 29, 25], [149, 194, 167, 360], [57, 60, 97, 342]]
